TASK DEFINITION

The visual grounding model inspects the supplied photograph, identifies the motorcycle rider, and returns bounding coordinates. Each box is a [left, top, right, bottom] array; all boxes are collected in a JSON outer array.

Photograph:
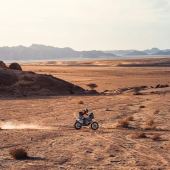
[[79, 108, 89, 124]]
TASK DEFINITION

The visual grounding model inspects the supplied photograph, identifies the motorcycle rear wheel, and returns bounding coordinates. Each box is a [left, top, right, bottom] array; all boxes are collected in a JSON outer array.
[[74, 122, 82, 130]]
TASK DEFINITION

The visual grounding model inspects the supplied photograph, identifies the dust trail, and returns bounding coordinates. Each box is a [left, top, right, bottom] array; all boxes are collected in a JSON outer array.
[[0, 121, 52, 130]]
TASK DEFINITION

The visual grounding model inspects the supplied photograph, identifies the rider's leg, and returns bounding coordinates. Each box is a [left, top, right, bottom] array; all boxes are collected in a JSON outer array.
[[79, 115, 84, 124]]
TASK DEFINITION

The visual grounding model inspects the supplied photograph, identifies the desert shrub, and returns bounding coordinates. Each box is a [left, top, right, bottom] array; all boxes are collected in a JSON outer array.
[[155, 84, 161, 88], [143, 118, 156, 130], [131, 132, 147, 139], [146, 119, 154, 126], [78, 101, 84, 104], [106, 108, 112, 111], [155, 84, 168, 88], [116, 119, 129, 128], [9, 148, 29, 160], [140, 105, 145, 109], [151, 134, 162, 141], [86, 83, 98, 90], [126, 116, 134, 121], [153, 110, 159, 115], [9, 63, 22, 71]]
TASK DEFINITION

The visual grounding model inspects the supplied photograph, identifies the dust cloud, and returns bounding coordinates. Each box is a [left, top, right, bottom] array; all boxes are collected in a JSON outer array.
[[0, 121, 51, 130]]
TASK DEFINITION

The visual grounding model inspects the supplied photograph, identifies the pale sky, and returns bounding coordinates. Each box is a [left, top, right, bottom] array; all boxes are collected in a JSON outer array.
[[0, 0, 170, 50]]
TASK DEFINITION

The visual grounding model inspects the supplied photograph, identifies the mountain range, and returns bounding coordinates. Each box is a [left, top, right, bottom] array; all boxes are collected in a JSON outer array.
[[0, 45, 170, 61], [107, 48, 170, 56]]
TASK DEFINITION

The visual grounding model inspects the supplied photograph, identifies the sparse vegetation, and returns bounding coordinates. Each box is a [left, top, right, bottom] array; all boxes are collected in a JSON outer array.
[[106, 108, 112, 111], [116, 119, 130, 128], [140, 105, 145, 109], [151, 134, 162, 141], [146, 119, 154, 126], [131, 132, 147, 139], [153, 110, 159, 115], [143, 118, 156, 130], [0, 59, 169, 169], [155, 84, 169, 88], [126, 116, 134, 121], [78, 101, 84, 104], [9, 148, 29, 160]]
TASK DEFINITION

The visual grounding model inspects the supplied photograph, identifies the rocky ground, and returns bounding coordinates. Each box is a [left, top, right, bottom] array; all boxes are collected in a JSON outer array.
[[0, 61, 85, 97], [0, 59, 170, 170]]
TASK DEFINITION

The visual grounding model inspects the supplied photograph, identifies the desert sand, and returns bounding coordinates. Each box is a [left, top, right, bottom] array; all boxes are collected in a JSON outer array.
[[0, 58, 170, 170]]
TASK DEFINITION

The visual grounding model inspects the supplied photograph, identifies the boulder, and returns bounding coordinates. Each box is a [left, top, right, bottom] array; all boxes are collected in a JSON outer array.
[[9, 63, 22, 71]]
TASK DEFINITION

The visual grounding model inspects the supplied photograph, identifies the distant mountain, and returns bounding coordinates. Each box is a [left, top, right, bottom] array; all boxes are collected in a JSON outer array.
[[0, 44, 116, 61], [124, 50, 148, 56], [143, 48, 161, 55], [153, 50, 170, 55], [107, 50, 135, 56], [107, 50, 148, 56], [106, 48, 170, 56], [0, 44, 170, 61]]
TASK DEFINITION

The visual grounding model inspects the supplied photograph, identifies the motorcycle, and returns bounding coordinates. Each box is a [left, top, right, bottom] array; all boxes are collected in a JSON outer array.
[[74, 112, 99, 130]]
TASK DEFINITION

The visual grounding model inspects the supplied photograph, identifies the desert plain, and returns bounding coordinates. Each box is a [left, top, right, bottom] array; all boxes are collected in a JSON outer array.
[[0, 57, 170, 170]]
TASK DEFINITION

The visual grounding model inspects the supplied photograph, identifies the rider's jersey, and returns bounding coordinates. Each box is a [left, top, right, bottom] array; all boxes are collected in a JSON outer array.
[[79, 111, 88, 116]]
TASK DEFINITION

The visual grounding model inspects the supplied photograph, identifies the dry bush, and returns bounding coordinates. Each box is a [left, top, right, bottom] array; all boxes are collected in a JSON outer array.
[[126, 116, 134, 121], [78, 101, 84, 104], [151, 134, 162, 141], [131, 132, 147, 139], [143, 125, 156, 130], [9, 148, 29, 160], [153, 110, 159, 115], [155, 84, 169, 88], [106, 108, 112, 111], [140, 105, 145, 109], [146, 119, 154, 126], [155, 84, 161, 88], [143, 118, 156, 130], [116, 119, 129, 128]]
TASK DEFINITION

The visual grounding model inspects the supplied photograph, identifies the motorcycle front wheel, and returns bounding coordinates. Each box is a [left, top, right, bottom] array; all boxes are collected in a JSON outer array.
[[74, 122, 82, 130], [91, 122, 99, 130]]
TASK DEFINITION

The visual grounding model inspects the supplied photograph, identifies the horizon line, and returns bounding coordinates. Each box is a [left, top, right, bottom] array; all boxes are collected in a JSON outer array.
[[0, 44, 169, 51]]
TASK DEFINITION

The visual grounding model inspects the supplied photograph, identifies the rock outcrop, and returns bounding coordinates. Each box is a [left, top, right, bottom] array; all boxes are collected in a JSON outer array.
[[9, 63, 22, 71], [0, 62, 85, 97]]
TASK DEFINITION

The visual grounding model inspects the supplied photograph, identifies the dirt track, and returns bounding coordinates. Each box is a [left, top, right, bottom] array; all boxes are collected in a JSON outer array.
[[0, 59, 170, 169]]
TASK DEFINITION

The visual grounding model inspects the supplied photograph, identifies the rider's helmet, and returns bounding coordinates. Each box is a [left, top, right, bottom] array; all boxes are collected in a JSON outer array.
[[84, 108, 88, 113]]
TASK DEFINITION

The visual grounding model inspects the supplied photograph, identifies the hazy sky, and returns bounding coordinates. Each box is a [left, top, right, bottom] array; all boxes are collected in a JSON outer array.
[[0, 0, 170, 50]]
